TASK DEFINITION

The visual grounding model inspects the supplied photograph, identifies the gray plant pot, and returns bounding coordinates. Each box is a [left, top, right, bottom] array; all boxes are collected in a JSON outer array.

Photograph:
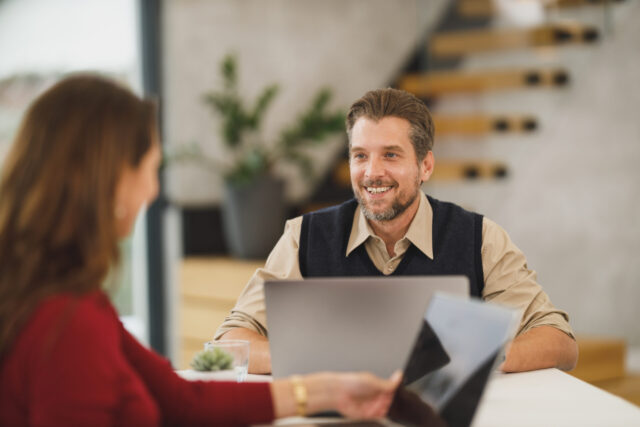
[[222, 176, 287, 259]]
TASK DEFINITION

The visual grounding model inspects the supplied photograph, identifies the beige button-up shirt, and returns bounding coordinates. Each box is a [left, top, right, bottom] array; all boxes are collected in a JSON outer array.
[[215, 192, 573, 340]]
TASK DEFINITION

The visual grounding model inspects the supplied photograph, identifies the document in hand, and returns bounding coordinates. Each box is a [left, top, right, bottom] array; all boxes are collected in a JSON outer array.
[[387, 293, 520, 427]]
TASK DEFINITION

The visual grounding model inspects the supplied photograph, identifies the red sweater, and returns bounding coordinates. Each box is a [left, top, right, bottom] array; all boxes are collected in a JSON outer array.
[[0, 291, 275, 426]]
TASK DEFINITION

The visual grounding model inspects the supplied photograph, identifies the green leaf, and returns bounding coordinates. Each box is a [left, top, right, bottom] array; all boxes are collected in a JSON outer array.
[[163, 142, 226, 171], [221, 54, 237, 90], [224, 147, 270, 186], [249, 84, 279, 129], [278, 88, 345, 151], [311, 88, 331, 111]]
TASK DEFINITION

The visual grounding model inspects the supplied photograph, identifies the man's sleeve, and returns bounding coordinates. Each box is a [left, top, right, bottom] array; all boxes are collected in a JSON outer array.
[[481, 217, 575, 339], [214, 216, 304, 339]]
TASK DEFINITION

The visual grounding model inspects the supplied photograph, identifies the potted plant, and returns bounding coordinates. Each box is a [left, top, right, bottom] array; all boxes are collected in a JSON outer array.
[[172, 54, 345, 258], [180, 348, 234, 381]]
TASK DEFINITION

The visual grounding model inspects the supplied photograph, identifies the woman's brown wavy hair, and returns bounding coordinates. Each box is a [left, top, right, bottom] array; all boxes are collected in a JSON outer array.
[[0, 75, 157, 355]]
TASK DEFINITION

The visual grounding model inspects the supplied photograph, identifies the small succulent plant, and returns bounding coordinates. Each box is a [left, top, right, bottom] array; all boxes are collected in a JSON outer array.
[[190, 348, 234, 372]]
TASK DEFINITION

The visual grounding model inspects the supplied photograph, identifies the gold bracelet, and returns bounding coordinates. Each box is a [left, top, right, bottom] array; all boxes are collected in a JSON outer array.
[[290, 375, 308, 417]]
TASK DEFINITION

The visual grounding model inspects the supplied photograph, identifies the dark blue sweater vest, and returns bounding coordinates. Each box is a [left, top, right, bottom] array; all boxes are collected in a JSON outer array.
[[299, 195, 484, 297]]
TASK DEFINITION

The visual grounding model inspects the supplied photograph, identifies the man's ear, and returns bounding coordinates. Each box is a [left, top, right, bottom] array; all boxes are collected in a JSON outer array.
[[420, 151, 434, 183]]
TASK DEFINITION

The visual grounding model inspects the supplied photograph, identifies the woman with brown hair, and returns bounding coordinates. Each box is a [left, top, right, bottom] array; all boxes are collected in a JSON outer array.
[[0, 75, 399, 426]]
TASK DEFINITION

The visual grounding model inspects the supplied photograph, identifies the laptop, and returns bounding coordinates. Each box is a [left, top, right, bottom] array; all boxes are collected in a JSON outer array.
[[272, 293, 519, 427], [264, 276, 469, 379]]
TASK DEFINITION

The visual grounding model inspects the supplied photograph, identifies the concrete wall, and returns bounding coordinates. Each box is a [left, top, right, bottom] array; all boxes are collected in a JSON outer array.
[[428, 1, 640, 345], [163, 0, 447, 205]]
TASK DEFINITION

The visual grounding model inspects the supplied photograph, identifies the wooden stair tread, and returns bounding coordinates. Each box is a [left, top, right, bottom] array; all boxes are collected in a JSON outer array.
[[430, 22, 598, 58], [458, 0, 626, 18], [433, 114, 538, 135], [333, 159, 508, 186], [431, 159, 508, 181], [398, 68, 569, 97]]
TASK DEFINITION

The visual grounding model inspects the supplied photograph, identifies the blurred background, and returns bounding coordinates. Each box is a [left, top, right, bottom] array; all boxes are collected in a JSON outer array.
[[1, 0, 638, 405]]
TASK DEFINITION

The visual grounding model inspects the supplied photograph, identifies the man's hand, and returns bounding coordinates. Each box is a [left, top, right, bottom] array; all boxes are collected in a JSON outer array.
[[501, 325, 578, 372], [218, 328, 272, 374]]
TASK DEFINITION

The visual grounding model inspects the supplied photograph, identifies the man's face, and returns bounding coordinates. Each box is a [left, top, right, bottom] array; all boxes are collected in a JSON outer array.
[[349, 116, 432, 222]]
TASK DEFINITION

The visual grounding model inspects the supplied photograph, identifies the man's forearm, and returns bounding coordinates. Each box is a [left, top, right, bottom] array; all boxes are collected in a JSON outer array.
[[219, 327, 272, 374], [501, 325, 578, 373]]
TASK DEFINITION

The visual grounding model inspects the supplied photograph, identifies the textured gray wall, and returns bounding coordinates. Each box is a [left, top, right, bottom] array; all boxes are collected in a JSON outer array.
[[428, 1, 640, 345]]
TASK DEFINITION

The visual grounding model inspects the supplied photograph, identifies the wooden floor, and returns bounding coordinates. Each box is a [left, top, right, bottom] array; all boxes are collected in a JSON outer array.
[[571, 336, 640, 406], [179, 257, 264, 370], [591, 374, 640, 407]]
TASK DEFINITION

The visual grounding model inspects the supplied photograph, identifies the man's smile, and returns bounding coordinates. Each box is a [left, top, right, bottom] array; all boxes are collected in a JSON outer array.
[[365, 186, 392, 195]]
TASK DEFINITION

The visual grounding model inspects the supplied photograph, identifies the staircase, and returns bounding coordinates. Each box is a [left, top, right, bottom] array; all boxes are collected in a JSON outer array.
[[303, 0, 618, 209]]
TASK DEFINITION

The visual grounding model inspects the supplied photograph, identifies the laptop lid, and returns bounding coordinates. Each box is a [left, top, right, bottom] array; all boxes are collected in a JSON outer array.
[[387, 293, 520, 427], [265, 276, 469, 379]]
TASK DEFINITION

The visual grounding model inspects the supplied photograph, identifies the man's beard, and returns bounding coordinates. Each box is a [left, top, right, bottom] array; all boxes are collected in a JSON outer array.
[[354, 179, 420, 222]]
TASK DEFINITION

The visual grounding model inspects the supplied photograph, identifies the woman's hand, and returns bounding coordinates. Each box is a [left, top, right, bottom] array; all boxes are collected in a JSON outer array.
[[331, 371, 402, 418], [271, 371, 402, 420]]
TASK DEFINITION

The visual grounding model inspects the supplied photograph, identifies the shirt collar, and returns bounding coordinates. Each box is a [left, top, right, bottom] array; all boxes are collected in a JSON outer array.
[[346, 192, 434, 259]]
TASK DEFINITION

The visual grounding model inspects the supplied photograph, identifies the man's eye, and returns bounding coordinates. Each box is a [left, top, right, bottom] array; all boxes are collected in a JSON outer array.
[[385, 152, 397, 158], [352, 153, 365, 160]]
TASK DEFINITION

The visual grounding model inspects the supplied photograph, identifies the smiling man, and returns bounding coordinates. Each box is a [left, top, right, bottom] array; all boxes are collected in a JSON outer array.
[[216, 88, 578, 375]]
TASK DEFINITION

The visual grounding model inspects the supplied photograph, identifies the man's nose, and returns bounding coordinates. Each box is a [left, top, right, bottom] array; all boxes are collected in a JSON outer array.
[[365, 156, 384, 179]]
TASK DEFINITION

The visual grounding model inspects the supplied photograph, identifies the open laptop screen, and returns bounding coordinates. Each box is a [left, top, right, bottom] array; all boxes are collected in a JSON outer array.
[[387, 294, 519, 427], [265, 276, 469, 379]]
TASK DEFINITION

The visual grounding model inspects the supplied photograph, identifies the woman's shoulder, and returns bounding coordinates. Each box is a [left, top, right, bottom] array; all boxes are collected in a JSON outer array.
[[34, 290, 117, 327], [3, 290, 122, 382], [15, 290, 120, 355]]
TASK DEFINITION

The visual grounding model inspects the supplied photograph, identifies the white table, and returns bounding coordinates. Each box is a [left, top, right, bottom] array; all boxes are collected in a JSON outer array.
[[472, 368, 640, 427], [178, 369, 640, 426], [177, 370, 270, 382]]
